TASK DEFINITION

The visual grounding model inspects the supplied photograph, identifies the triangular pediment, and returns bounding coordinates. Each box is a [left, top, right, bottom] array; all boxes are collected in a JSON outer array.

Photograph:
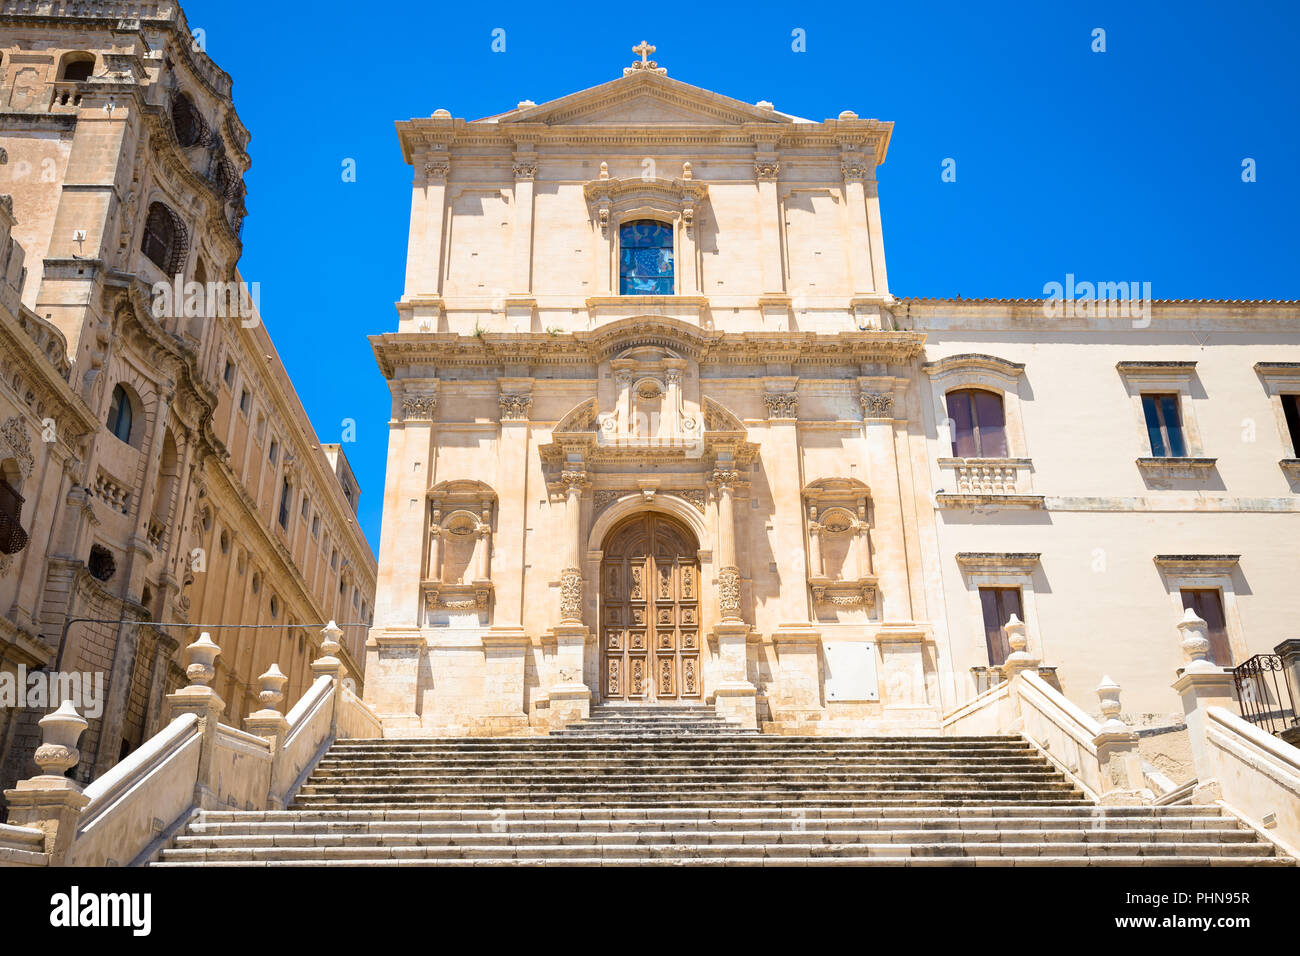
[[481, 72, 805, 128]]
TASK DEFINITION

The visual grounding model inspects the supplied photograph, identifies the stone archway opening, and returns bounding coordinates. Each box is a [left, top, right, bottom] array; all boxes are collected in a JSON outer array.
[[599, 511, 701, 703]]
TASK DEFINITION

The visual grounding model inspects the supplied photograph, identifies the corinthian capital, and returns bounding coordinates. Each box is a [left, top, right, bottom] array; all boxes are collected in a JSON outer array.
[[859, 390, 895, 419], [498, 392, 533, 420], [762, 390, 798, 420], [401, 394, 438, 420]]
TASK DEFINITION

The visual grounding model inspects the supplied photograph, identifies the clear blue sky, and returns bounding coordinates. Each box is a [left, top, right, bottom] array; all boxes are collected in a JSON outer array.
[[181, 0, 1300, 553]]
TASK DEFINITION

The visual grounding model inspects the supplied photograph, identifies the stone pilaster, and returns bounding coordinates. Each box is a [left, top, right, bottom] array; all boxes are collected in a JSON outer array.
[[859, 377, 912, 623]]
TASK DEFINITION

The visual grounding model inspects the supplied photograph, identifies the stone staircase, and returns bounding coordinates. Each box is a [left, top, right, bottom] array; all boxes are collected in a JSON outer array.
[[152, 710, 1293, 866]]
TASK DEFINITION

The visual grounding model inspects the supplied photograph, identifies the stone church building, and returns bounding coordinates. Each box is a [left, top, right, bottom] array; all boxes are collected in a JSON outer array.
[[365, 46, 1300, 743]]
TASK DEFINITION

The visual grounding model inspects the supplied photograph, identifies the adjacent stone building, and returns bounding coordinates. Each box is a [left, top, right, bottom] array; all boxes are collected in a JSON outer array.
[[365, 46, 1300, 740], [0, 1, 376, 788]]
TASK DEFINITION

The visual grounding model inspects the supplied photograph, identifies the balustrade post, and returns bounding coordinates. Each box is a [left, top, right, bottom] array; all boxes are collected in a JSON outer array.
[[244, 663, 290, 810], [3, 701, 90, 865], [1170, 608, 1236, 803], [1092, 676, 1153, 805], [311, 621, 347, 739], [165, 632, 226, 809]]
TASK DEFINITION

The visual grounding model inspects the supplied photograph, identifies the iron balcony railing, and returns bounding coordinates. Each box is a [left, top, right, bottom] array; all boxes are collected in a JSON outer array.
[[1233, 653, 1298, 738]]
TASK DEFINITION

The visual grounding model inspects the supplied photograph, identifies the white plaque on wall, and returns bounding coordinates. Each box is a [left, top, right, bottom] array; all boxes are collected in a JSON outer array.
[[823, 641, 879, 702]]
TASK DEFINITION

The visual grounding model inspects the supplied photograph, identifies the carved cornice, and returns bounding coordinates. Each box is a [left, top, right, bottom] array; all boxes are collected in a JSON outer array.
[[371, 327, 927, 377]]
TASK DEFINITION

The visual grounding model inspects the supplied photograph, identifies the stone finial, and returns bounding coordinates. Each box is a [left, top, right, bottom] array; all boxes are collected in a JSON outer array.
[[1096, 675, 1126, 732], [320, 621, 342, 658], [183, 632, 221, 687], [1177, 607, 1215, 671], [1005, 614, 1028, 655], [838, 110, 859, 120], [1001, 613, 1039, 680], [599, 161, 609, 180], [681, 161, 693, 180], [256, 663, 288, 714], [34, 700, 88, 777]]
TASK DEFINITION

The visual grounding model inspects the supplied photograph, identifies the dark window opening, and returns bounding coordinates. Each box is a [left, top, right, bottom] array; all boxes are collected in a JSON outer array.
[[1181, 588, 1232, 667], [979, 586, 1023, 666], [1142, 393, 1187, 457], [61, 58, 94, 82], [88, 544, 117, 582], [170, 92, 206, 147], [141, 202, 187, 275], [107, 384, 134, 444], [0, 477, 29, 555], [1282, 394, 1300, 458], [278, 478, 292, 529], [946, 388, 1008, 458]]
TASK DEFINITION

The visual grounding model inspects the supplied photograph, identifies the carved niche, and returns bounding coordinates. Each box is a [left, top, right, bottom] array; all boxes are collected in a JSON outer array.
[[803, 478, 876, 614]]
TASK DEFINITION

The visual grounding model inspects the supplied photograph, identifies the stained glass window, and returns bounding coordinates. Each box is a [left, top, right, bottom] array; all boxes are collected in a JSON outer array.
[[619, 220, 674, 295]]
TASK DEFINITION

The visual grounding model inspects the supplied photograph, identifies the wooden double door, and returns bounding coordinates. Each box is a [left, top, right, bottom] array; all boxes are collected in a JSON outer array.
[[601, 513, 701, 701]]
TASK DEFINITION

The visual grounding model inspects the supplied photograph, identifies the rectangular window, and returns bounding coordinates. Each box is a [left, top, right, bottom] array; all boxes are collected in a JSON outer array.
[[239, 389, 251, 416], [1141, 393, 1186, 457], [311, 515, 320, 538], [278, 478, 291, 529], [1282, 394, 1300, 457], [301, 494, 310, 518], [268, 439, 278, 463], [222, 359, 235, 387], [978, 586, 1023, 666], [1181, 588, 1232, 666]]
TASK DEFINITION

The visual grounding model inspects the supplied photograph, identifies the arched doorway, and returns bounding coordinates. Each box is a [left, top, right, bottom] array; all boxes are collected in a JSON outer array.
[[600, 512, 701, 702]]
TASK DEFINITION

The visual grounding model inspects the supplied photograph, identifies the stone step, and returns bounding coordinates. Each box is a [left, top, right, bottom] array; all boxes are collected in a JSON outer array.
[[152, 855, 1298, 867], [170, 827, 1262, 850], [323, 744, 1042, 756], [330, 738, 1029, 749], [295, 775, 1076, 790], [183, 817, 1250, 837], [197, 804, 1235, 823], [151, 726, 1290, 867], [154, 840, 1281, 863], [289, 790, 1092, 806], [309, 764, 1060, 780], [297, 778, 1074, 794]]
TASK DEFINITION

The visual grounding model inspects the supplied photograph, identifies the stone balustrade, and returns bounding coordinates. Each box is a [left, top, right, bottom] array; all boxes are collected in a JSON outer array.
[[0, 621, 382, 866]]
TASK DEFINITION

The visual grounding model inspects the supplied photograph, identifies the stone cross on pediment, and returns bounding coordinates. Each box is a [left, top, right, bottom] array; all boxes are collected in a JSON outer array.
[[626, 40, 666, 76]]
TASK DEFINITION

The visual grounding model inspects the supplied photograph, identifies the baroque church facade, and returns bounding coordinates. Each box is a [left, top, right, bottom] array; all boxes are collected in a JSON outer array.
[[366, 45, 1300, 747], [0, 2, 376, 790]]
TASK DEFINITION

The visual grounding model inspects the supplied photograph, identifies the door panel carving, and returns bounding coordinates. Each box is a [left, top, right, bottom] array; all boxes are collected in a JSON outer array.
[[600, 513, 701, 702]]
